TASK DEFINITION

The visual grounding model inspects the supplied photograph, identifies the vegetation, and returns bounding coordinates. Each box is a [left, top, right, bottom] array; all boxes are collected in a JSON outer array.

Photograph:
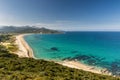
[[0, 34, 18, 52], [0, 34, 120, 80], [0, 34, 13, 42], [0, 26, 62, 34], [0, 53, 120, 80], [7, 44, 18, 52]]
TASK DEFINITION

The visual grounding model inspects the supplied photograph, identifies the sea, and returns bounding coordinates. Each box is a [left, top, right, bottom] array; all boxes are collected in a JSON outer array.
[[24, 32, 120, 75]]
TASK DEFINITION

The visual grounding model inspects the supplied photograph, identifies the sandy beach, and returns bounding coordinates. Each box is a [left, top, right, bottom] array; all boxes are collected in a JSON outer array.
[[58, 60, 111, 75], [15, 34, 111, 75], [15, 34, 34, 58]]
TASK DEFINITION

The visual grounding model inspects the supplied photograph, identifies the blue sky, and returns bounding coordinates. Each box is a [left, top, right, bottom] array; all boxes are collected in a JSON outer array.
[[0, 0, 120, 31]]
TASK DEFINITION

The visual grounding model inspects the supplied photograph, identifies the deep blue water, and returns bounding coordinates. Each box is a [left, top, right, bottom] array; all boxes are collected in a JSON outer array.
[[24, 32, 120, 75]]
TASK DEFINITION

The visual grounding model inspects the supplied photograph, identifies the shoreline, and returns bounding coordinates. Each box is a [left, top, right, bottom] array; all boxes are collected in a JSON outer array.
[[15, 34, 34, 58], [15, 34, 112, 75], [57, 60, 111, 75]]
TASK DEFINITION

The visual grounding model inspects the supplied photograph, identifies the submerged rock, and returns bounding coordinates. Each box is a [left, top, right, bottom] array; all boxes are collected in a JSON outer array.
[[62, 57, 73, 61], [50, 47, 59, 51], [72, 54, 91, 60], [87, 59, 96, 65], [71, 51, 78, 53]]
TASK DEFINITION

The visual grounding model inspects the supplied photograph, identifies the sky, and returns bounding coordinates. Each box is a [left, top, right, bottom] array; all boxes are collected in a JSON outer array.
[[0, 0, 120, 31]]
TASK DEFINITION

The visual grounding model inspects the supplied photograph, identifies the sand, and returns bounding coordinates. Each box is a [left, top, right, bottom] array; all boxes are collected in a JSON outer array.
[[15, 34, 111, 75], [58, 60, 111, 75], [15, 34, 34, 58]]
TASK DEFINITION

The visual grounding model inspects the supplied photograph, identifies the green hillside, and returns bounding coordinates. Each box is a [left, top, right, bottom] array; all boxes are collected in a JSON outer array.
[[0, 26, 62, 34]]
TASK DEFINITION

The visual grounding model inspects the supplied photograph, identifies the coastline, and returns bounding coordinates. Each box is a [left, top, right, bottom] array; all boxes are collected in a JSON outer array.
[[58, 60, 111, 75], [15, 34, 34, 58], [15, 34, 112, 75]]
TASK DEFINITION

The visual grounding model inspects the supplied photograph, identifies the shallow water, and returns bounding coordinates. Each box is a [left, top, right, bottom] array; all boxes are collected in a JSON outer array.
[[24, 32, 120, 75]]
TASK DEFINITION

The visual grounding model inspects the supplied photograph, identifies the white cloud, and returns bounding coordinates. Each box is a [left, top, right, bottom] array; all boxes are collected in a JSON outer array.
[[0, 16, 120, 31], [34, 21, 120, 31]]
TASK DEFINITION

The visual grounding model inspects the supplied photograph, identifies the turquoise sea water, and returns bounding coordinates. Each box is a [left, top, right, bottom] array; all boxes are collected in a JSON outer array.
[[24, 32, 120, 75]]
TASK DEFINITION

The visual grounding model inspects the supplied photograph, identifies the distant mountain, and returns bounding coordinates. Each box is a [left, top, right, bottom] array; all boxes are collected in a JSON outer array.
[[0, 26, 62, 34]]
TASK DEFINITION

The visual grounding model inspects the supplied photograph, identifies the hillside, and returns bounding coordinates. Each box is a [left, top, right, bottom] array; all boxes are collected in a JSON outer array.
[[0, 26, 62, 34]]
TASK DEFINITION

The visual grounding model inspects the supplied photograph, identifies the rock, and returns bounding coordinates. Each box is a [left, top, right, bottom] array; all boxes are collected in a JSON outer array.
[[50, 47, 59, 51], [71, 51, 78, 53]]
